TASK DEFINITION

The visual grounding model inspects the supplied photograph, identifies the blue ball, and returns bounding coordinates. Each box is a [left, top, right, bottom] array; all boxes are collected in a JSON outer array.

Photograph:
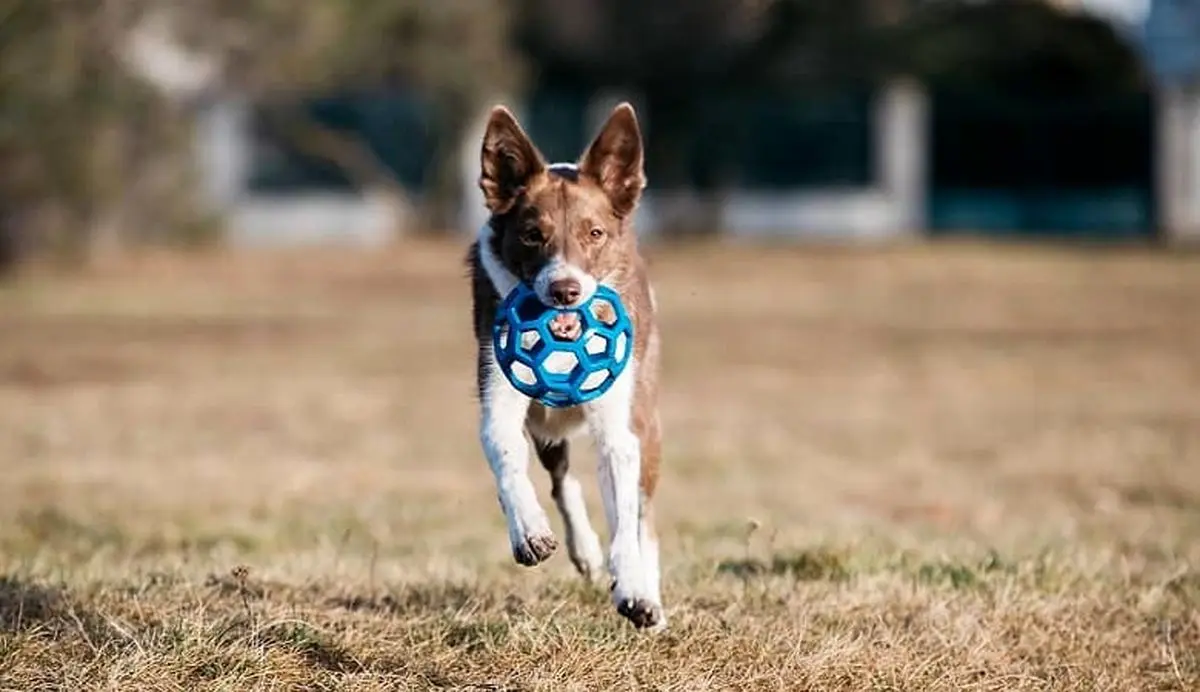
[[492, 283, 635, 408]]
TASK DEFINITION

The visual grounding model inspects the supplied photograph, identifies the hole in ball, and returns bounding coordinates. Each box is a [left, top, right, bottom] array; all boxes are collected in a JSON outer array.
[[580, 369, 610, 392], [585, 334, 607, 356], [542, 350, 578, 375], [589, 299, 618, 326], [519, 329, 541, 350], [516, 294, 545, 322], [511, 361, 537, 386]]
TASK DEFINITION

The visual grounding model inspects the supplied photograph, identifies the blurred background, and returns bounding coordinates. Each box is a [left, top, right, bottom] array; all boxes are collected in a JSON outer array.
[[3, 5, 1200, 685], [1, 0, 1197, 268]]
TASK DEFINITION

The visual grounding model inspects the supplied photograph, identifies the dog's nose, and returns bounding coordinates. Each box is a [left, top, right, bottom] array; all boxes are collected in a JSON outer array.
[[548, 278, 582, 306]]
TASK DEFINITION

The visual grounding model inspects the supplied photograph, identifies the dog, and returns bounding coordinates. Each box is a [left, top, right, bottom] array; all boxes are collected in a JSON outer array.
[[466, 102, 665, 630]]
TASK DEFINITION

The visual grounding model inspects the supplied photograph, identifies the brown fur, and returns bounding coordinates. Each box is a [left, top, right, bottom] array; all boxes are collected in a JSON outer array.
[[467, 104, 661, 502]]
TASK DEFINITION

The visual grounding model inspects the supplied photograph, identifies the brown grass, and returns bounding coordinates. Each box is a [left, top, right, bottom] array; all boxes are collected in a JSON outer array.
[[1, 238, 1198, 690]]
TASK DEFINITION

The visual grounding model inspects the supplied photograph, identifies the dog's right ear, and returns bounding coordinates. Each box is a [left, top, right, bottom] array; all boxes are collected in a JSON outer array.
[[479, 106, 545, 214]]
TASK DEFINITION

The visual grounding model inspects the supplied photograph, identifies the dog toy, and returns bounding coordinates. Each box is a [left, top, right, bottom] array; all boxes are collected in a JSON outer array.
[[492, 283, 634, 408]]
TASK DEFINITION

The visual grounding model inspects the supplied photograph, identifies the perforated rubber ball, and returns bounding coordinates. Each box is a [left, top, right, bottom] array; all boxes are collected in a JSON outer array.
[[491, 283, 634, 408]]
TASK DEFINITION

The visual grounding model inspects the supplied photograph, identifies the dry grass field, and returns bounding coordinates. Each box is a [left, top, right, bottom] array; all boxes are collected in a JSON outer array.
[[0, 238, 1198, 690]]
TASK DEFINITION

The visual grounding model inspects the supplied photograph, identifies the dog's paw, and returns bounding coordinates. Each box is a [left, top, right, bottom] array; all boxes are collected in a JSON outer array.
[[512, 531, 558, 566], [569, 553, 605, 583], [616, 596, 664, 631], [566, 532, 605, 582]]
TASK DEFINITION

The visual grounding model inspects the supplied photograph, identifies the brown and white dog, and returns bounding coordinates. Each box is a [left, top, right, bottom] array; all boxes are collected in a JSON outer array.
[[466, 103, 664, 630]]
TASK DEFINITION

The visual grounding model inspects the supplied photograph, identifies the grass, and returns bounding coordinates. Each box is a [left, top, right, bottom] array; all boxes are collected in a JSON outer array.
[[0, 238, 1198, 690]]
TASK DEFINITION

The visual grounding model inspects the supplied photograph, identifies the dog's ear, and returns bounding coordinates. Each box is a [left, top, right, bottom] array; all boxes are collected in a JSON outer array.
[[579, 102, 646, 218], [480, 106, 545, 214]]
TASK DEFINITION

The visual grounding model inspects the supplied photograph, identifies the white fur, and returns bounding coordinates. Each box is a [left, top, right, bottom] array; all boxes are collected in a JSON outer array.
[[639, 511, 663, 622], [556, 473, 605, 578], [533, 256, 598, 307], [478, 346, 555, 561], [477, 224, 520, 297]]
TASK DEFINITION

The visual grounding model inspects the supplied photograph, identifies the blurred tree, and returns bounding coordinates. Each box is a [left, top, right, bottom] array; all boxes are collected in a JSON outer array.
[[0, 0, 206, 269], [0, 0, 524, 271], [174, 0, 525, 228], [899, 0, 1148, 99]]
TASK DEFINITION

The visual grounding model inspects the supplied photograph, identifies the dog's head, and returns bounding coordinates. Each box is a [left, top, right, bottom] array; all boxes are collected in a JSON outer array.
[[479, 102, 646, 308]]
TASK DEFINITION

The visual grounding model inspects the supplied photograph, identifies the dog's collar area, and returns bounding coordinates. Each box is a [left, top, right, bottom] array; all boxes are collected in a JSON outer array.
[[546, 162, 579, 182]]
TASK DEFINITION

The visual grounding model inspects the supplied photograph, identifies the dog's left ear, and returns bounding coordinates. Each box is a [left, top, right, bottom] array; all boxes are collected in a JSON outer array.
[[579, 102, 646, 218]]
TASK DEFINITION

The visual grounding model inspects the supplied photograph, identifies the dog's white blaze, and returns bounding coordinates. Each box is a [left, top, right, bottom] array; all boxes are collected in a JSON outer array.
[[556, 473, 605, 576], [533, 256, 598, 307], [585, 359, 656, 612], [478, 347, 553, 554], [478, 224, 520, 298]]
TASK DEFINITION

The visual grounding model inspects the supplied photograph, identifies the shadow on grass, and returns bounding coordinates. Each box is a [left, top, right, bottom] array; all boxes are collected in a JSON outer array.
[[328, 583, 480, 616], [0, 575, 70, 634], [0, 574, 127, 651], [328, 579, 606, 619], [255, 621, 365, 674], [716, 549, 851, 582], [716, 548, 1025, 591]]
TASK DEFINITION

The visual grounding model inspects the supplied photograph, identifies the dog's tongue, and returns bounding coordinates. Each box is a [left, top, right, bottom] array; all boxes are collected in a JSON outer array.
[[548, 312, 583, 341]]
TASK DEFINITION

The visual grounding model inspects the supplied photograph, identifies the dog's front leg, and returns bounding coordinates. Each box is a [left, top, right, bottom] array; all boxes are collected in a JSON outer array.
[[587, 367, 663, 630], [479, 350, 558, 566]]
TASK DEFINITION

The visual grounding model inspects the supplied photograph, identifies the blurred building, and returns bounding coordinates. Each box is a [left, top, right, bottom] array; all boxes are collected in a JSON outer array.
[[188, 0, 1200, 246], [1140, 0, 1200, 241]]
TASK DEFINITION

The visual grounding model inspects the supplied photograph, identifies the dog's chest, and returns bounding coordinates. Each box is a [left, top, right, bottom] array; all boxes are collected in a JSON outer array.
[[526, 403, 587, 442]]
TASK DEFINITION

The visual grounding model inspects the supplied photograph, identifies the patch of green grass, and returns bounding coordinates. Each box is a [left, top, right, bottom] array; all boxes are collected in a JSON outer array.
[[716, 548, 851, 582], [905, 550, 1017, 590]]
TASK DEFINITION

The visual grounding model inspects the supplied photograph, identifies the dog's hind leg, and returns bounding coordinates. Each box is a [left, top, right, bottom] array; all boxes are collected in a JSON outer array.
[[533, 436, 605, 581]]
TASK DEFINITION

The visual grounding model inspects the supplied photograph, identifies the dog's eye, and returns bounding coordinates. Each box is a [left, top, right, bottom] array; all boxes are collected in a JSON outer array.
[[519, 226, 541, 245], [589, 227, 605, 240]]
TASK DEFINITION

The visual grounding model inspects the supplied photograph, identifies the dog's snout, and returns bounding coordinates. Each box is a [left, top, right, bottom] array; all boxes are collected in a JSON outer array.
[[548, 278, 582, 306]]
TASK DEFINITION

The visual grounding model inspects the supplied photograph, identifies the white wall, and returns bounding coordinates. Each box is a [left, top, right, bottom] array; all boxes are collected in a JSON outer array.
[[1157, 83, 1200, 242]]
